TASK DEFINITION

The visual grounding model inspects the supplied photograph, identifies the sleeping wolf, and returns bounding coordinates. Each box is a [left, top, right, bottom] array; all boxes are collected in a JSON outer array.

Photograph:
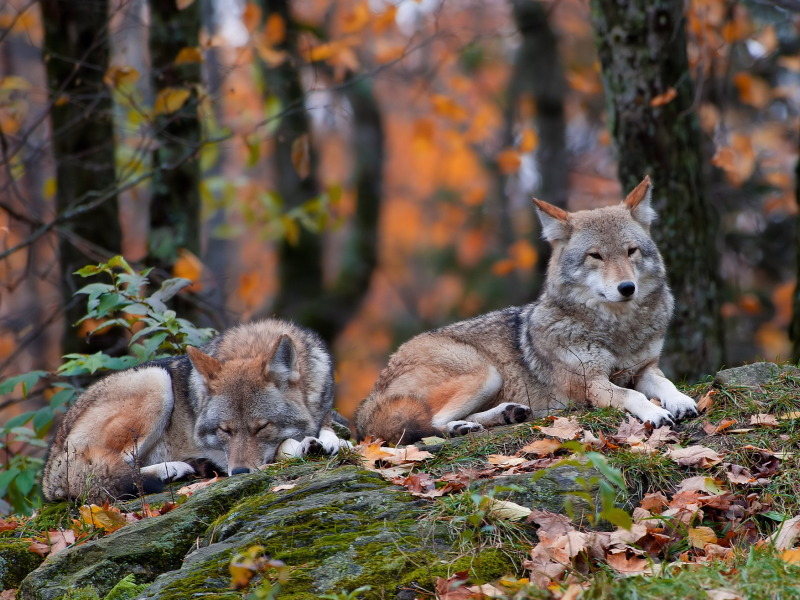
[[355, 176, 698, 444], [43, 319, 347, 502]]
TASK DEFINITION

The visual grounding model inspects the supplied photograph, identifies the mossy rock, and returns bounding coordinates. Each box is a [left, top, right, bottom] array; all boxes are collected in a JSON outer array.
[[713, 362, 796, 388], [19, 470, 279, 600], [0, 538, 45, 589], [470, 464, 602, 518]]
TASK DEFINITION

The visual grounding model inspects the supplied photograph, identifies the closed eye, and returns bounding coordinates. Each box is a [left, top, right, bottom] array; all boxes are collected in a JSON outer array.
[[218, 426, 232, 436], [255, 422, 271, 434], [588, 253, 603, 261], [628, 247, 638, 256]]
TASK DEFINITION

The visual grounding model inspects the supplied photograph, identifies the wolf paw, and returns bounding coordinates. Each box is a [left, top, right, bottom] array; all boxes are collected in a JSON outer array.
[[318, 428, 353, 454], [631, 403, 675, 429], [446, 421, 485, 437], [499, 403, 533, 424], [140, 461, 196, 482], [660, 392, 698, 421]]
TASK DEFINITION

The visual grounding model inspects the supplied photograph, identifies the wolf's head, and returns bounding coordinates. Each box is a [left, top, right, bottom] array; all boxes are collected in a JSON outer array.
[[533, 176, 666, 309], [187, 335, 316, 474]]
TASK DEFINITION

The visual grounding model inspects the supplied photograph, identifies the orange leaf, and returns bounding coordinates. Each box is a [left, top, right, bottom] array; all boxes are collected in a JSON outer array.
[[650, 87, 677, 107], [342, 2, 370, 34], [492, 259, 515, 277], [696, 390, 715, 413], [154, 87, 191, 115], [103, 65, 140, 88], [431, 94, 468, 121], [509, 239, 538, 270], [173, 248, 204, 291], [496, 149, 521, 174], [291, 134, 311, 179], [519, 128, 538, 153], [689, 526, 718, 549], [242, 3, 262, 32], [175, 47, 203, 65], [373, 5, 397, 33], [521, 439, 561, 456], [266, 13, 286, 45]]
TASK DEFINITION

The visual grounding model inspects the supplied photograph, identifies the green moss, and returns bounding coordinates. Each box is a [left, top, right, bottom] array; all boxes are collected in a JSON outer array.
[[0, 538, 45, 589]]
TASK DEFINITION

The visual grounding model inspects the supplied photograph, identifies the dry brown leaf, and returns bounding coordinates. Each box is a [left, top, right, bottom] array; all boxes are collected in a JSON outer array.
[[697, 390, 715, 413], [355, 439, 393, 465], [582, 429, 603, 449], [648, 426, 679, 447], [78, 505, 127, 532], [612, 415, 647, 443], [523, 542, 566, 588], [633, 507, 662, 530], [640, 492, 669, 513], [629, 441, 658, 455], [782, 411, 800, 421], [526, 508, 575, 538], [750, 413, 779, 427], [154, 87, 191, 115], [609, 523, 648, 546], [677, 476, 727, 494], [177, 476, 219, 496], [0, 590, 16, 600], [487, 455, 526, 468], [606, 551, 652, 574], [537, 417, 581, 441], [703, 418, 737, 436], [28, 540, 50, 557], [291, 134, 311, 179], [0, 519, 17, 533], [666, 445, 723, 468], [770, 515, 800, 550], [520, 438, 561, 456], [725, 465, 753, 485], [688, 526, 717, 549], [435, 570, 473, 600], [383, 446, 433, 465]]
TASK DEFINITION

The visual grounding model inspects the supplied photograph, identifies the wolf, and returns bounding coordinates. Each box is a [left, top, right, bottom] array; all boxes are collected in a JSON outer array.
[[43, 319, 348, 503], [354, 177, 698, 445]]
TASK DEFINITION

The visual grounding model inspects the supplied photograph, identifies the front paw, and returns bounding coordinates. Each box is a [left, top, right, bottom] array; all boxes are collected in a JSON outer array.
[[660, 392, 698, 421], [140, 461, 196, 482], [629, 402, 675, 429]]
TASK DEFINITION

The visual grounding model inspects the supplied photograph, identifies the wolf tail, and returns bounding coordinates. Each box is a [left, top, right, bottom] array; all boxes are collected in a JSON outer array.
[[42, 445, 163, 504], [354, 394, 437, 446]]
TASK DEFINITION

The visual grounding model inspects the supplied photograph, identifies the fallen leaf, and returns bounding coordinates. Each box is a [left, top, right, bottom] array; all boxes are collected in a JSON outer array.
[[0, 519, 17, 532], [705, 544, 732, 560], [355, 439, 393, 465], [582, 429, 603, 449], [436, 570, 472, 600], [392, 472, 435, 495], [537, 416, 581, 441], [782, 548, 800, 564], [177, 476, 219, 496], [677, 476, 727, 495], [28, 541, 50, 557], [697, 390, 715, 413], [488, 499, 533, 521], [383, 445, 433, 465], [770, 515, 800, 549], [704, 418, 737, 435], [520, 439, 561, 456], [78, 505, 127, 532], [526, 508, 575, 538], [689, 526, 718, 549], [750, 413, 779, 427], [609, 523, 648, 546], [291, 134, 311, 179], [487, 455, 526, 468], [523, 542, 567, 587], [420, 436, 447, 445], [666, 445, 723, 467], [633, 507, 662, 530], [782, 411, 800, 421], [606, 550, 653, 574], [650, 87, 677, 107], [467, 583, 505, 597], [611, 415, 647, 443], [0, 590, 16, 600], [725, 465, 754, 485], [640, 492, 669, 513], [648, 426, 679, 447], [271, 483, 296, 492], [728, 429, 754, 434]]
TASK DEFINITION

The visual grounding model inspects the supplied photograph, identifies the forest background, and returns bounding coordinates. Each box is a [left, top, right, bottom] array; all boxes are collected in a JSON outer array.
[[0, 0, 799, 509]]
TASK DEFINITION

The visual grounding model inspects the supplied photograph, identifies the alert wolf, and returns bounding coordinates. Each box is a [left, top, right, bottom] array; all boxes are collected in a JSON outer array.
[[355, 176, 698, 444], [43, 319, 347, 502]]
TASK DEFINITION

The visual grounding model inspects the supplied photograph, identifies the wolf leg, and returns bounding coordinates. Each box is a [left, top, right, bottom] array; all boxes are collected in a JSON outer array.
[[465, 402, 532, 427], [634, 366, 698, 420], [42, 366, 178, 502], [587, 378, 674, 427], [430, 366, 503, 431], [140, 461, 196, 481]]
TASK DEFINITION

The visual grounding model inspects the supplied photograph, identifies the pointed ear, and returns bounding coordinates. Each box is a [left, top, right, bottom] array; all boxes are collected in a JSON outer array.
[[623, 176, 656, 229], [266, 335, 299, 386], [187, 346, 222, 381], [533, 198, 571, 242]]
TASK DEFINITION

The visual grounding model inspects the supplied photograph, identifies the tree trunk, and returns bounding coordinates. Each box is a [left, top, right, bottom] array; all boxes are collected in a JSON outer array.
[[508, 0, 568, 300], [591, 0, 724, 380], [256, 2, 383, 344], [41, 0, 122, 355], [148, 0, 202, 271], [790, 157, 800, 363]]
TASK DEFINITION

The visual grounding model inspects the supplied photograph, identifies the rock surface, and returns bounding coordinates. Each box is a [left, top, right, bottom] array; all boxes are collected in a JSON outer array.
[[17, 456, 602, 600], [714, 362, 793, 388]]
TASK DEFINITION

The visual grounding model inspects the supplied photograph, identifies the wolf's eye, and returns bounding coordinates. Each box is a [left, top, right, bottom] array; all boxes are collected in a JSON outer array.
[[588, 253, 603, 261], [628, 247, 638, 256], [255, 422, 270, 433], [218, 426, 232, 436]]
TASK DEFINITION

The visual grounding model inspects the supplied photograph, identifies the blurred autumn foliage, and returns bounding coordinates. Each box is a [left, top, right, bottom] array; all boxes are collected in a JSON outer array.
[[0, 0, 799, 433]]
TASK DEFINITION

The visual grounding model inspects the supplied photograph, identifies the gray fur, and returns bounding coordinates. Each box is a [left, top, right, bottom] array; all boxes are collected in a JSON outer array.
[[355, 183, 698, 444]]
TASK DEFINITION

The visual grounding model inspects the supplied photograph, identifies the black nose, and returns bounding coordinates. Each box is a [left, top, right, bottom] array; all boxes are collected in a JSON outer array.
[[230, 467, 251, 476], [618, 281, 636, 297]]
